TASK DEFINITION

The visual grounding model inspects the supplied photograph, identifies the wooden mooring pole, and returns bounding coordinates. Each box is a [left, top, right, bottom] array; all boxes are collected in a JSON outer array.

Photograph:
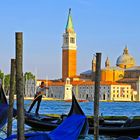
[[7, 59, 16, 137], [15, 32, 25, 140], [94, 53, 101, 140]]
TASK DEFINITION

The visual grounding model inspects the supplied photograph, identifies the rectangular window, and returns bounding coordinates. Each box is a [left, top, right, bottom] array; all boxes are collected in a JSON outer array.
[[65, 37, 69, 43], [70, 37, 75, 43]]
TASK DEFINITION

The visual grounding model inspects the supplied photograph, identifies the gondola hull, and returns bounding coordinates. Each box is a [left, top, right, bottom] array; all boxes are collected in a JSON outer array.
[[0, 86, 8, 129], [89, 126, 140, 136], [25, 113, 140, 136], [7, 92, 89, 140], [25, 113, 60, 131]]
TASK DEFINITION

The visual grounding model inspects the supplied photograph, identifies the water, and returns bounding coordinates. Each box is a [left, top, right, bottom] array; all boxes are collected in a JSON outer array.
[[25, 100, 140, 116], [1, 100, 140, 139]]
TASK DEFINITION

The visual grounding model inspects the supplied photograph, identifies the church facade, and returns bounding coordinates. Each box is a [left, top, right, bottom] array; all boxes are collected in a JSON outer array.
[[80, 46, 136, 82]]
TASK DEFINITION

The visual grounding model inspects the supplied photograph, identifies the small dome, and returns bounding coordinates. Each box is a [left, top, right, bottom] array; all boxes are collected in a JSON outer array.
[[116, 46, 136, 69]]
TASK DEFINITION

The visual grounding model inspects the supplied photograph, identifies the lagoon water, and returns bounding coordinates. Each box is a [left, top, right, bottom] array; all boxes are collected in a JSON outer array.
[[1, 100, 140, 139]]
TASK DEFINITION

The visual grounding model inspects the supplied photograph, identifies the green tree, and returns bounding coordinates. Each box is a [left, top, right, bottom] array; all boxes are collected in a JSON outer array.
[[0, 70, 4, 83], [0, 70, 10, 95], [24, 72, 35, 81], [0, 70, 4, 89], [0, 71, 35, 94]]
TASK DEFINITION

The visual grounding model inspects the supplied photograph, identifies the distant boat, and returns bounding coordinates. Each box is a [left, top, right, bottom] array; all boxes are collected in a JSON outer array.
[[65, 99, 88, 102]]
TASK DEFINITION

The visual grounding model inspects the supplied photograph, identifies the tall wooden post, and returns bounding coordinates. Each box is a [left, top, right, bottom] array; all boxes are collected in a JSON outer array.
[[94, 53, 101, 140], [7, 59, 16, 137], [15, 32, 25, 140]]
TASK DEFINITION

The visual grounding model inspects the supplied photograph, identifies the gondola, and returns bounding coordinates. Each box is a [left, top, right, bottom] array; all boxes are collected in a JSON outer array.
[[93, 116, 140, 136], [24, 91, 89, 133], [25, 102, 140, 136], [6, 92, 89, 139], [0, 85, 8, 130], [85, 116, 140, 136]]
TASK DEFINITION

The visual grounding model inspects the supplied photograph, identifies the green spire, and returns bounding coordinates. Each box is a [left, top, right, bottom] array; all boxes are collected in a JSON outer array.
[[65, 8, 74, 33]]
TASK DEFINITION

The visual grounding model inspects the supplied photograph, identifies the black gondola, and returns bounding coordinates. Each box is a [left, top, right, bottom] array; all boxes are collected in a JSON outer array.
[[90, 116, 140, 136], [6, 92, 89, 139], [25, 91, 89, 135], [0, 85, 8, 130], [25, 102, 140, 136]]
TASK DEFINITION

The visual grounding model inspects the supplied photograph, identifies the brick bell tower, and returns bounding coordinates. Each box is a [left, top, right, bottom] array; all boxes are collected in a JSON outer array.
[[62, 9, 77, 80]]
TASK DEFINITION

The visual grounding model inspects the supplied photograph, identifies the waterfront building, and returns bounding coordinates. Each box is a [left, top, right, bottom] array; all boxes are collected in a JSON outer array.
[[62, 9, 77, 80], [64, 78, 73, 100], [101, 57, 124, 82], [118, 69, 140, 101], [80, 47, 137, 82], [80, 56, 124, 82], [73, 81, 135, 101], [36, 79, 135, 102]]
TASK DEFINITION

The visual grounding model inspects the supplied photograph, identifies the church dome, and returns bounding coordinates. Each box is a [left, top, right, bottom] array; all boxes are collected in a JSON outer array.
[[116, 47, 136, 69]]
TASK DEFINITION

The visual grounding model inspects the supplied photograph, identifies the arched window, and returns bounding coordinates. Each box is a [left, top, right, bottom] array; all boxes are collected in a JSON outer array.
[[86, 94, 88, 99], [103, 94, 106, 100]]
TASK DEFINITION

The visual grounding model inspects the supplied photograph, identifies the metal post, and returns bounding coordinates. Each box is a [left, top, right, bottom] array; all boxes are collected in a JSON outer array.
[[7, 59, 16, 137], [15, 32, 25, 140], [94, 53, 101, 140]]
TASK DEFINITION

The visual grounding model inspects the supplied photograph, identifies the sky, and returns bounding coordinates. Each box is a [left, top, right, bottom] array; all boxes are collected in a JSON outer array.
[[0, 0, 140, 79]]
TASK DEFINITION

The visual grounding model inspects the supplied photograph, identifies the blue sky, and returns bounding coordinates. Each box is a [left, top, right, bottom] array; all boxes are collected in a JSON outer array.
[[0, 0, 140, 79]]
